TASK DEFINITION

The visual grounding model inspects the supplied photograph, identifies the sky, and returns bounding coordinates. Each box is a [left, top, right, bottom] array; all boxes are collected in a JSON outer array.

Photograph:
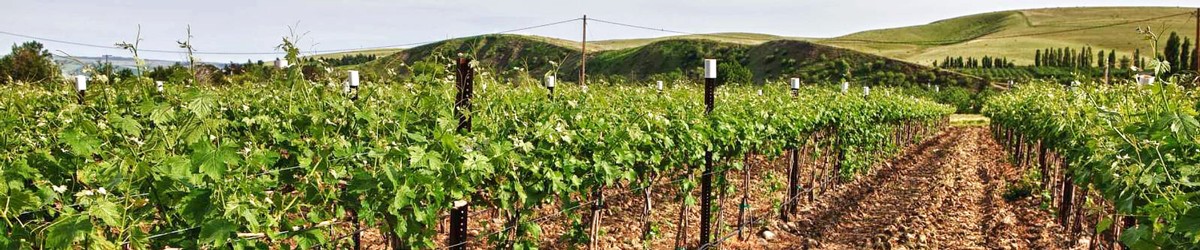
[[0, 0, 1194, 62]]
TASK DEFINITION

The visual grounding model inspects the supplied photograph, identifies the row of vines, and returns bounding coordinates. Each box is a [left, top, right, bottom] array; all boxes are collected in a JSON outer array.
[[984, 81, 1200, 248], [0, 59, 952, 248]]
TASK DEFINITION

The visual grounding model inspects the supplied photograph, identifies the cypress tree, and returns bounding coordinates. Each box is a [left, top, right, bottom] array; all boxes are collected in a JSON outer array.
[[1180, 38, 1191, 72], [1134, 49, 1142, 68], [1107, 50, 1116, 68], [1164, 32, 1180, 72], [1035, 49, 1041, 67]]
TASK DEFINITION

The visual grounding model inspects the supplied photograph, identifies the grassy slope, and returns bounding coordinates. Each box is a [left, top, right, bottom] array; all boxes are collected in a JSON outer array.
[[587, 33, 809, 50], [820, 7, 1198, 66], [352, 34, 982, 88], [306, 48, 405, 60]]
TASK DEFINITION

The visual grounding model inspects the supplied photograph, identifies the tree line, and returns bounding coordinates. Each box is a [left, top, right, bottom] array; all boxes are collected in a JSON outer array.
[[934, 55, 1014, 69]]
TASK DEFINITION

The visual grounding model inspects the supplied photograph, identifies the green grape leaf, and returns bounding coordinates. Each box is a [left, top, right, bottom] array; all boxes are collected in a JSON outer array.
[[89, 198, 122, 227], [45, 215, 92, 249], [200, 218, 236, 246], [61, 129, 100, 157], [191, 142, 241, 179], [108, 114, 143, 137], [186, 94, 216, 118]]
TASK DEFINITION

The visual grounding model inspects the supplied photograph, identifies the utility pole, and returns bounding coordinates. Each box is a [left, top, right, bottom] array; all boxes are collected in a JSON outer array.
[[581, 15, 587, 87]]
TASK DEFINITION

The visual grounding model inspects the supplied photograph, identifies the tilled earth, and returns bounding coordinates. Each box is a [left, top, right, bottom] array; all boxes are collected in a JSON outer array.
[[782, 127, 1072, 249], [356, 127, 1077, 249]]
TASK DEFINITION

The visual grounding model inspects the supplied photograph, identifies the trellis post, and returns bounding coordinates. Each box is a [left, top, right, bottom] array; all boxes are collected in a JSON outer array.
[[699, 59, 717, 247], [448, 57, 475, 250]]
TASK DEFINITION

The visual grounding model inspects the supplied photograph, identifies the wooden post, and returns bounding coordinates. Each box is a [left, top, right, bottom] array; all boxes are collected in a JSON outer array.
[[448, 57, 475, 250], [1059, 173, 1074, 226], [738, 154, 750, 240], [783, 78, 801, 221], [1039, 143, 1049, 192], [581, 15, 587, 87], [1195, 9, 1199, 75], [698, 59, 717, 247]]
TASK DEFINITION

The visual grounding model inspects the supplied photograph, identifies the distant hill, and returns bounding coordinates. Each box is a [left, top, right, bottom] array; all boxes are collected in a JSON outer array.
[[354, 34, 982, 88], [53, 55, 227, 76], [321, 7, 1197, 86], [818, 7, 1198, 66]]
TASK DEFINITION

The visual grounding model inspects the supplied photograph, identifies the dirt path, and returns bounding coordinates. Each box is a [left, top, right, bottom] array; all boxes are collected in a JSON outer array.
[[391, 126, 1075, 249], [784, 127, 1071, 249]]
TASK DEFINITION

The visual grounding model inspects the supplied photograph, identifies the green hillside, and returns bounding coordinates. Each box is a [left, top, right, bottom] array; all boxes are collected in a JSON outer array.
[[351, 34, 982, 88], [820, 7, 1198, 66]]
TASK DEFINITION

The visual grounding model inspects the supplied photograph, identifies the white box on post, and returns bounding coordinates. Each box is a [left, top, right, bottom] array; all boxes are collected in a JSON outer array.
[[75, 75, 87, 91], [704, 59, 717, 79]]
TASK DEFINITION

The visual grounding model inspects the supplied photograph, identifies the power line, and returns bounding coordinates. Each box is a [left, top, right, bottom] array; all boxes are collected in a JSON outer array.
[[588, 17, 789, 42], [0, 17, 581, 56]]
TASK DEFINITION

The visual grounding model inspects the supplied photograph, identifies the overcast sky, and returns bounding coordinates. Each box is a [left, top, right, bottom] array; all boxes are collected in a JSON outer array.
[[0, 0, 1194, 62]]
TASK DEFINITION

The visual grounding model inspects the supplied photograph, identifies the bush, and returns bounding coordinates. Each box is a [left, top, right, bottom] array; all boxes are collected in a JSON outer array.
[[0, 41, 58, 84], [719, 60, 752, 85]]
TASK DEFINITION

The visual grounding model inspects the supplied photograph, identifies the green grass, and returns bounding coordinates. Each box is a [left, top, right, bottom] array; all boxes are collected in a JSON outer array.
[[949, 114, 990, 126], [819, 7, 1198, 66], [306, 48, 404, 59], [588, 33, 810, 51]]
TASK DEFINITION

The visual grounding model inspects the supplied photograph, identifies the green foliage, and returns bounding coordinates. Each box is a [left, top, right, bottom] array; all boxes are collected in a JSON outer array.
[[984, 81, 1200, 247], [0, 41, 58, 84], [718, 60, 752, 85], [0, 73, 951, 248]]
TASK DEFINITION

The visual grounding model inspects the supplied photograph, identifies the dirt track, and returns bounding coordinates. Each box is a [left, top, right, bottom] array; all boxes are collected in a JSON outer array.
[[777, 127, 1071, 249]]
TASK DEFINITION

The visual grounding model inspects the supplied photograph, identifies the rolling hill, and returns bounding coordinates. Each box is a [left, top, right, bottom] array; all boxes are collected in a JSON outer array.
[[355, 34, 983, 88], [327, 7, 1196, 87], [820, 7, 1198, 66]]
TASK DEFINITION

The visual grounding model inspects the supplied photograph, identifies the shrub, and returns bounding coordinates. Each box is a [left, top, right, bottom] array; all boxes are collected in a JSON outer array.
[[0, 41, 58, 84]]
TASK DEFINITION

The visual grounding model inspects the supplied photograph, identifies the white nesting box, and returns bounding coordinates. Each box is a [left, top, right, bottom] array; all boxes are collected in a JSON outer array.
[[840, 82, 849, 93], [349, 70, 360, 87], [656, 81, 663, 91], [790, 78, 800, 90], [156, 81, 164, 92], [863, 86, 870, 96], [545, 75, 556, 88]]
